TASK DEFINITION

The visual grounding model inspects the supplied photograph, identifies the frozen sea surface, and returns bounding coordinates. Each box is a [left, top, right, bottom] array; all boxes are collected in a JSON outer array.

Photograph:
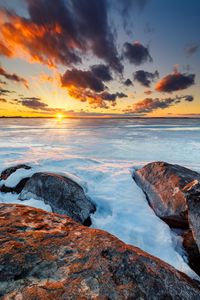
[[0, 117, 200, 279]]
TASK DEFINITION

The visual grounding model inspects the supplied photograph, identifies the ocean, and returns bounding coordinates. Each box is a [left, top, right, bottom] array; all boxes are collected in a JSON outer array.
[[0, 117, 200, 278]]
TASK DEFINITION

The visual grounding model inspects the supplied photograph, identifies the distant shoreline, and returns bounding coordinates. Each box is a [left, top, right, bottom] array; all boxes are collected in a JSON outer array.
[[0, 116, 200, 120]]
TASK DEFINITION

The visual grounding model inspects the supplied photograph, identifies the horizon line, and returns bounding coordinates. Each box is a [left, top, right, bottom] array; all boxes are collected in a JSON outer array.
[[0, 116, 200, 119]]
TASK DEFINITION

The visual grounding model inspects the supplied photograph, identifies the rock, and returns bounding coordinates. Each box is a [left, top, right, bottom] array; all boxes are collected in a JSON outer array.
[[133, 161, 200, 229], [0, 204, 200, 299], [0, 164, 31, 180], [184, 181, 200, 252], [133, 161, 200, 276], [182, 230, 200, 276], [0, 164, 31, 194], [19, 172, 96, 225]]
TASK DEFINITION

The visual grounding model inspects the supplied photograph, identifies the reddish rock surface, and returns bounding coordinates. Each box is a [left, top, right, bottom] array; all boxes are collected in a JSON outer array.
[[133, 161, 200, 276], [134, 162, 200, 228], [0, 203, 200, 299]]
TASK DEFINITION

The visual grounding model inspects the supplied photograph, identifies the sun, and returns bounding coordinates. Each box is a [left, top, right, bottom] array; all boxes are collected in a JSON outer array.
[[56, 113, 64, 120]]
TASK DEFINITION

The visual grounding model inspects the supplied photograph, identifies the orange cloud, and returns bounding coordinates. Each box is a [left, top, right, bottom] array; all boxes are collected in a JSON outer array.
[[0, 0, 123, 72], [156, 69, 195, 93], [0, 9, 81, 67], [68, 87, 110, 108], [68, 87, 127, 109]]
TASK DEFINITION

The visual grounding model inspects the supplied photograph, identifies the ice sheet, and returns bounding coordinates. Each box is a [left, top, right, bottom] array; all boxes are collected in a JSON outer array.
[[0, 117, 200, 279]]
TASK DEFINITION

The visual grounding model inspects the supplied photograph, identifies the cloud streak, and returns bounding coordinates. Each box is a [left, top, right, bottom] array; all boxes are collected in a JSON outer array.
[[0, 67, 28, 87], [15, 97, 49, 110], [186, 43, 199, 56], [125, 95, 194, 114], [0, 88, 13, 96]]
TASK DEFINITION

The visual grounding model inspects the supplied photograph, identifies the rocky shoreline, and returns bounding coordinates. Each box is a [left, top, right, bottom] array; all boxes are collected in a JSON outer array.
[[0, 161, 200, 299]]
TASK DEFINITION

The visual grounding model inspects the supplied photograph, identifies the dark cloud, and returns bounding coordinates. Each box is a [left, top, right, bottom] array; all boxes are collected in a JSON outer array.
[[67, 87, 127, 109], [0, 88, 13, 96], [116, 92, 128, 98], [0, 67, 28, 87], [101, 92, 127, 101], [0, 0, 123, 72], [186, 43, 199, 56], [61, 68, 106, 92], [183, 95, 194, 102], [125, 95, 194, 114], [14, 95, 70, 114], [90, 64, 113, 82], [156, 69, 195, 92], [134, 70, 159, 87], [123, 78, 133, 86], [17, 97, 49, 110], [61, 64, 127, 108], [123, 42, 152, 65], [133, 97, 175, 113], [72, 0, 123, 73]]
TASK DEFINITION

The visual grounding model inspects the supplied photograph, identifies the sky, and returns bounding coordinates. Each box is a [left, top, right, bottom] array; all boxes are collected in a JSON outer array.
[[0, 0, 199, 118]]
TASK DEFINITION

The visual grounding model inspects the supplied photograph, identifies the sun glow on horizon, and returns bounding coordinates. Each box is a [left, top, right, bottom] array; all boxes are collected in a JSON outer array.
[[56, 113, 64, 120]]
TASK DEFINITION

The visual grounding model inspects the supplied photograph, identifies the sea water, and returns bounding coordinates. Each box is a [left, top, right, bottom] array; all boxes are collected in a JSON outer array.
[[0, 117, 200, 278]]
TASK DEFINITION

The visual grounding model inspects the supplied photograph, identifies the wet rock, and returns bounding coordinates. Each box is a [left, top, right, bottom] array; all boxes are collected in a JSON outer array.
[[0, 203, 200, 299], [19, 172, 96, 225], [182, 230, 200, 276]]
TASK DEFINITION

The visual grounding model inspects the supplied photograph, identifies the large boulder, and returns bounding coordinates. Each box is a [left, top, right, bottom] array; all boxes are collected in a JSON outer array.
[[133, 161, 200, 275], [133, 161, 200, 229], [19, 172, 96, 225], [0, 164, 31, 193], [0, 203, 200, 299]]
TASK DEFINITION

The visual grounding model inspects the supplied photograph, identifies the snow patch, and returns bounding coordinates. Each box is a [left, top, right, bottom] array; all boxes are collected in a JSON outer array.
[[0, 168, 35, 188]]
